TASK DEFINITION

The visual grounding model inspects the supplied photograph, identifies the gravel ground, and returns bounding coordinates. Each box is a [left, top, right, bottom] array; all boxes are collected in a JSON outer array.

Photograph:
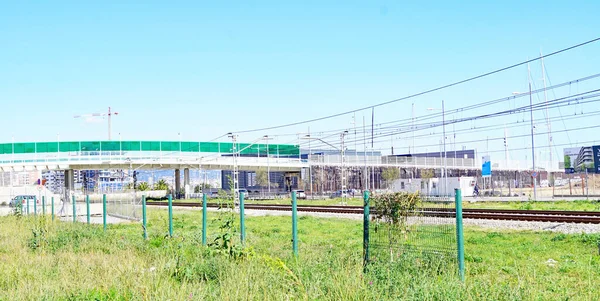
[[57, 215, 135, 224], [463, 218, 600, 234], [241, 209, 600, 234], [3, 205, 599, 234]]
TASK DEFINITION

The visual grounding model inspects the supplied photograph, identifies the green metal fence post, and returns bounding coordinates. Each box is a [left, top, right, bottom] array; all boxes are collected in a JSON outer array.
[[363, 190, 370, 272], [26, 196, 30, 215], [292, 190, 298, 257], [86, 195, 90, 225], [72, 195, 77, 223], [240, 192, 245, 244], [102, 194, 107, 231], [455, 188, 465, 281], [17, 196, 23, 215], [168, 194, 173, 237], [42, 196, 46, 215], [202, 193, 207, 246], [51, 197, 54, 221], [34, 196, 37, 216], [142, 195, 147, 240]]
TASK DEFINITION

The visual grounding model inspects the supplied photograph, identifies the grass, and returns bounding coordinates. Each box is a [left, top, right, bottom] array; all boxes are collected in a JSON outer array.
[[175, 197, 600, 211], [463, 199, 600, 211], [0, 209, 599, 300]]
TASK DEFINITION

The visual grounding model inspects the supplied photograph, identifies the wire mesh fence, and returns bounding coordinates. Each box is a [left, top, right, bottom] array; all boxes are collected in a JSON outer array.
[[44, 189, 144, 223], [368, 195, 458, 270], [106, 190, 142, 221]]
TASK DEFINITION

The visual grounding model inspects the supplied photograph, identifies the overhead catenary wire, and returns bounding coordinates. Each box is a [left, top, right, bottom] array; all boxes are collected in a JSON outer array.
[[310, 119, 600, 155], [339, 109, 600, 151], [301, 90, 600, 150], [362, 123, 600, 153], [264, 72, 600, 139], [232, 37, 600, 134]]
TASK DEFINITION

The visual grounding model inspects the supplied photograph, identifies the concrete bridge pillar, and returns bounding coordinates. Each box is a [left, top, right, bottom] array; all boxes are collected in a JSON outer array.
[[175, 169, 181, 199], [64, 169, 74, 192], [184, 168, 190, 199]]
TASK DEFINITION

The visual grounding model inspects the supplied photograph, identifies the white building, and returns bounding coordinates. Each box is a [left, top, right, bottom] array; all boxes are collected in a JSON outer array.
[[392, 176, 476, 197]]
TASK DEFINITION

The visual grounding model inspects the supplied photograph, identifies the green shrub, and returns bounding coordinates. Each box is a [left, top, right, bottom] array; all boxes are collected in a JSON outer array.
[[27, 217, 49, 251]]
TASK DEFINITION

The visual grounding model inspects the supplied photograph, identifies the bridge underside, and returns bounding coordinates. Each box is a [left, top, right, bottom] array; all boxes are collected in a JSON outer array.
[[0, 157, 307, 172]]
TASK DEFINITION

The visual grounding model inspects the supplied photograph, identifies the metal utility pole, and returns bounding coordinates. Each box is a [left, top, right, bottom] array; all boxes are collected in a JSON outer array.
[[352, 114, 358, 192], [307, 127, 313, 198], [266, 135, 271, 194], [341, 130, 348, 205], [302, 132, 348, 201], [442, 100, 447, 196], [541, 51, 552, 172], [412, 103, 415, 154], [352, 113, 358, 166], [528, 64, 537, 200], [227, 133, 239, 208], [363, 116, 368, 191], [428, 101, 447, 195], [73, 107, 119, 140]]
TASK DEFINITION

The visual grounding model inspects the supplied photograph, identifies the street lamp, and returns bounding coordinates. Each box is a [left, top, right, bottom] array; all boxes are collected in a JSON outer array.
[[427, 100, 447, 196], [226, 134, 274, 202], [226, 133, 239, 207], [302, 131, 349, 204], [262, 135, 273, 195]]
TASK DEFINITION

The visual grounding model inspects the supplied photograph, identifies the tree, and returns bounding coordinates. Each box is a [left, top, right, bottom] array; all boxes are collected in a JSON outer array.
[[312, 168, 322, 191], [154, 179, 169, 191], [138, 182, 150, 191], [382, 168, 400, 189], [194, 183, 211, 193], [420, 169, 435, 195], [255, 169, 269, 188], [564, 155, 571, 169]]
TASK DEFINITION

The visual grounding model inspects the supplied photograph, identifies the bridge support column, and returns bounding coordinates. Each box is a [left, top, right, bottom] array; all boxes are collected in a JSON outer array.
[[184, 168, 190, 199], [175, 169, 181, 199], [64, 169, 74, 192], [64, 169, 75, 203]]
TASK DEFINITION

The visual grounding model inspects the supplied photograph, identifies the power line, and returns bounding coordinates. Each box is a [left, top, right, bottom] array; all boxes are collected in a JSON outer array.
[[234, 37, 600, 134], [260, 72, 600, 139], [314, 118, 600, 155], [362, 108, 600, 148], [374, 123, 600, 152], [302, 90, 600, 149]]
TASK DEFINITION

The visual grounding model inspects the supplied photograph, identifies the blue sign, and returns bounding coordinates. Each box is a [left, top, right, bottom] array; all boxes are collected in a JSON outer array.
[[482, 155, 491, 177], [593, 146, 600, 173]]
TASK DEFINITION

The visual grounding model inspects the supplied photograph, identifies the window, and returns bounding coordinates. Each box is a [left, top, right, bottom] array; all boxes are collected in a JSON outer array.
[[400, 182, 405, 189], [432, 182, 437, 189], [421, 181, 425, 189]]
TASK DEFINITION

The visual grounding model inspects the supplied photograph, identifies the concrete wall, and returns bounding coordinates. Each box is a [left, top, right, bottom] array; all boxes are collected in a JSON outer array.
[[0, 186, 60, 204]]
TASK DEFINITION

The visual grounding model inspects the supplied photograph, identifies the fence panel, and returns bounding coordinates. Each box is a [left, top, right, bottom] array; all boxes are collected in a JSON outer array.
[[367, 194, 459, 275]]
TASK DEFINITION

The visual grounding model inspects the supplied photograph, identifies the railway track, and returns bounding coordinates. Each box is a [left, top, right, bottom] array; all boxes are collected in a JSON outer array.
[[146, 201, 600, 224]]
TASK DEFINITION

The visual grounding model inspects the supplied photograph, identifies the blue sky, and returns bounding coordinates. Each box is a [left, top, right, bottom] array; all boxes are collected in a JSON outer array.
[[1, 1, 599, 165]]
